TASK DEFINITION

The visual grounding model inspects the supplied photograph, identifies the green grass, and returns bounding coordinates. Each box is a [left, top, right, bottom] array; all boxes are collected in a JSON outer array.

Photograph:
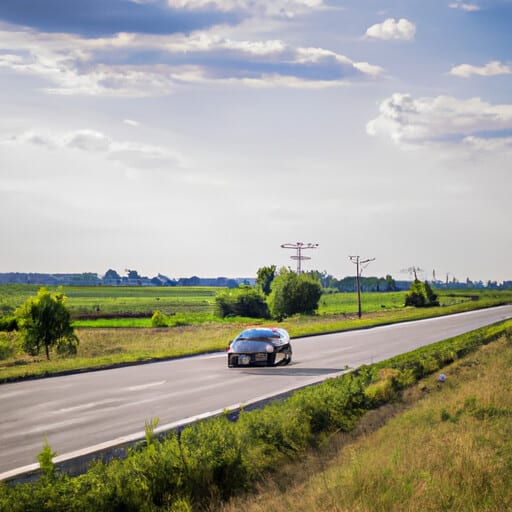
[[0, 285, 218, 318], [1, 286, 511, 383], [221, 332, 512, 512], [2, 321, 510, 511], [2, 284, 510, 320]]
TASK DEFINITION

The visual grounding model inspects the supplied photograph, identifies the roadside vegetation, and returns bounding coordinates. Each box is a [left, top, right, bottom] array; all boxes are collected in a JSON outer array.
[[1, 285, 511, 382], [1, 321, 511, 511], [222, 329, 512, 512]]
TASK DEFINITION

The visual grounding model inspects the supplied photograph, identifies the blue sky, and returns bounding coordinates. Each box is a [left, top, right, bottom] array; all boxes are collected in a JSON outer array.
[[1, 0, 511, 283]]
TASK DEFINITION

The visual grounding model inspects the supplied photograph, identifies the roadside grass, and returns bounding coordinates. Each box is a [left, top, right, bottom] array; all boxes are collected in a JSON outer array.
[[72, 312, 218, 328], [1, 297, 511, 382], [0, 323, 245, 381], [220, 333, 512, 512], [1, 321, 510, 511]]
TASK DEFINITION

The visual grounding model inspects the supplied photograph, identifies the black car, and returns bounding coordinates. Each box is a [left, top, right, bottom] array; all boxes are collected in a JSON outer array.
[[227, 327, 292, 367]]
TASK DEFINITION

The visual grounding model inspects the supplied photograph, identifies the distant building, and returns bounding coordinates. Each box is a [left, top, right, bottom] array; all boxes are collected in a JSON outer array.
[[0, 271, 255, 287]]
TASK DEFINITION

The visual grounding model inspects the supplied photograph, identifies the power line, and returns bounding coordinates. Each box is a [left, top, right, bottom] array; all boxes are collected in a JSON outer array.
[[281, 242, 319, 274]]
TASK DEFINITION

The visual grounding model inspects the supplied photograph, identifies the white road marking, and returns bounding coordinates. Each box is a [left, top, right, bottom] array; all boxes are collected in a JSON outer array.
[[59, 399, 123, 413], [127, 380, 166, 392]]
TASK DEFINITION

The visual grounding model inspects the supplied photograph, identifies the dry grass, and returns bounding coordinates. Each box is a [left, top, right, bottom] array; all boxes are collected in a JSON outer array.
[[0, 323, 247, 381], [220, 338, 512, 512]]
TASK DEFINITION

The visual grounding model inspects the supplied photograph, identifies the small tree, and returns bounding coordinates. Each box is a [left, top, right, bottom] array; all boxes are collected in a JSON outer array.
[[268, 268, 322, 320], [405, 280, 439, 308], [15, 288, 79, 360]]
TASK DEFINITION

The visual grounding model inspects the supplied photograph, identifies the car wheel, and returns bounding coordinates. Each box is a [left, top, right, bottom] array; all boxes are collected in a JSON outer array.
[[276, 349, 291, 366]]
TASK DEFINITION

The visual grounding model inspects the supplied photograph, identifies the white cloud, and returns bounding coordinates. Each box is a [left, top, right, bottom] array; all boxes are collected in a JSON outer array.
[[63, 130, 112, 152], [366, 93, 512, 147], [124, 119, 140, 127], [353, 61, 384, 77], [449, 60, 511, 77], [0, 25, 383, 96], [463, 136, 512, 151], [449, 2, 481, 12], [365, 18, 416, 41], [2, 129, 182, 168], [165, 0, 325, 17]]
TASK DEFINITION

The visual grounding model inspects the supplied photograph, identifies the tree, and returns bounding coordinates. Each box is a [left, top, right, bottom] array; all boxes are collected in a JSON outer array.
[[268, 268, 322, 320], [15, 288, 79, 360], [404, 280, 439, 308], [256, 265, 277, 296]]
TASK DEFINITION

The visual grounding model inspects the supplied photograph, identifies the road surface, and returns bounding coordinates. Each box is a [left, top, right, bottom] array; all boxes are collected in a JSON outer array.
[[1, 305, 511, 477]]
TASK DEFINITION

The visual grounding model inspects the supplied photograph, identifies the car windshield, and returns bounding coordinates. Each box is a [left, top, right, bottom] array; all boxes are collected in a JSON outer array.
[[236, 329, 279, 342]]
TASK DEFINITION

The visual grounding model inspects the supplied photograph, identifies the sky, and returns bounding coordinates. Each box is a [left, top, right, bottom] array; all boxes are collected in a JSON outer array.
[[1, 0, 511, 283]]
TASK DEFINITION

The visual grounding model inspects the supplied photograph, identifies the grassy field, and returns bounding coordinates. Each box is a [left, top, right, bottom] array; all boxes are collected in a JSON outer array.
[[1, 285, 511, 382], [0, 285, 218, 318], [1, 284, 507, 320], [221, 334, 512, 512]]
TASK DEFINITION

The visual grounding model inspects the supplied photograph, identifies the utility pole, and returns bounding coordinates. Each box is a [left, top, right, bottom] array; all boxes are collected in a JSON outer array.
[[281, 242, 318, 274], [349, 255, 375, 318]]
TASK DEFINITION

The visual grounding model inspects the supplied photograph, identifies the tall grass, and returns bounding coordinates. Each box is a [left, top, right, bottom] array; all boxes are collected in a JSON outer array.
[[221, 332, 512, 512], [1, 323, 510, 511]]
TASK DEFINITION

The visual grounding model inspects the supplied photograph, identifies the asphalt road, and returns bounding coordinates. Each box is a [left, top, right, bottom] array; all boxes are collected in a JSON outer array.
[[1, 305, 511, 477]]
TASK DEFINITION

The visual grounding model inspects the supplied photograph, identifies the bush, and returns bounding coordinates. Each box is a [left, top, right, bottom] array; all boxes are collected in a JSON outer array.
[[0, 332, 17, 360], [287, 374, 368, 437], [215, 287, 269, 319], [268, 269, 322, 320], [405, 280, 439, 308], [151, 310, 169, 327], [0, 315, 17, 332], [179, 417, 249, 501]]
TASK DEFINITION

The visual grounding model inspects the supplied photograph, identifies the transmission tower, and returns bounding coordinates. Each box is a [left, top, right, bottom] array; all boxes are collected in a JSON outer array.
[[349, 255, 375, 318], [281, 242, 319, 274]]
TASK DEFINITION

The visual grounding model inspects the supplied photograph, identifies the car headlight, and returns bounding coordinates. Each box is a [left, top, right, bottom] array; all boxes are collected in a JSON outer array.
[[265, 344, 274, 353]]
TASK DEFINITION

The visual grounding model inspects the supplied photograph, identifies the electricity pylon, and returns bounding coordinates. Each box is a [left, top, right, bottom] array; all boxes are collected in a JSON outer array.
[[281, 242, 319, 274]]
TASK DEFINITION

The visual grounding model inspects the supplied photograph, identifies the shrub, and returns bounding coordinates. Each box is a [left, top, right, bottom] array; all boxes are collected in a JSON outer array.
[[268, 269, 322, 320], [405, 279, 439, 308], [215, 287, 269, 319], [0, 332, 17, 360], [0, 315, 17, 332], [287, 375, 367, 436], [178, 417, 249, 501], [151, 310, 169, 327]]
